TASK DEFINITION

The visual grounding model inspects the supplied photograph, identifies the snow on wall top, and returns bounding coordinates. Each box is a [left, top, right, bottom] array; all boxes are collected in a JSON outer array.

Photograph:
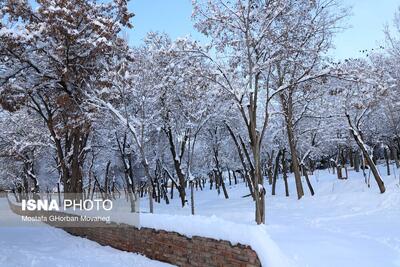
[[138, 213, 294, 267]]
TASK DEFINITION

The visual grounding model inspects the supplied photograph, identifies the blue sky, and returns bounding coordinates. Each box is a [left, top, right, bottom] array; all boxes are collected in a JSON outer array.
[[128, 0, 400, 60]]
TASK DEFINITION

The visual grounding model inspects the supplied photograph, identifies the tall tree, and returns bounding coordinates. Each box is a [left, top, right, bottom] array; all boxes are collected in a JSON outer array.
[[192, 0, 347, 223], [0, 0, 133, 199]]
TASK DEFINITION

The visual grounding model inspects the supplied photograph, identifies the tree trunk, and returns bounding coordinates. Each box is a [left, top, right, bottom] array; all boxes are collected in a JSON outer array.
[[148, 183, 154, 213], [391, 146, 400, 169], [166, 127, 187, 207], [69, 129, 86, 201], [336, 148, 343, 179], [267, 151, 274, 185], [170, 181, 174, 199], [233, 171, 238, 185], [282, 150, 290, 197], [281, 92, 304, 199], [271, 150, 281, 196], [219, 171, 229, 199], [287, 127, 304, 199], [213, 145, 229, 199], [247, 92, 265, 224], [190, 181, 195, 215], [214, 170, 221, 195], [346, 114, 385, 193], [349, 148, 354, 168], [103, 160, 111, 199], [337, 165, 343, 179], [225, 123, 255, 199], [384, 147, 390, 176], [301, 164, 315, 196], [354, 151, 360, 172]]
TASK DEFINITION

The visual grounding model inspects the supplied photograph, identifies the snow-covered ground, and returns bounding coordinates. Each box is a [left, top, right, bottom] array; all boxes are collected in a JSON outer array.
[[140, 165, 400, 267], [1, 165, 399, 267], [0, 199, 173, 267]]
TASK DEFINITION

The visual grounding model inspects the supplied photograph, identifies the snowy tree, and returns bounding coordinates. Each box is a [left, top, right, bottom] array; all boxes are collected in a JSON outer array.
[[0, 0, 133, 199], [0, 109, 49, 199], [324, 59, 389, 193], [192, 0, 347, 223]]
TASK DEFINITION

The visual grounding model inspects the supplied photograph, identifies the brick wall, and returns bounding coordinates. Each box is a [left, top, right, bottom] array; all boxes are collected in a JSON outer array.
[[7, 198, 261, 267]]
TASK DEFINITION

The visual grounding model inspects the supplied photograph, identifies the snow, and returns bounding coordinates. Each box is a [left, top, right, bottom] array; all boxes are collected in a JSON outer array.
[[137, 164, 400, 267], [0, 199, 173, 267], [139, 214, 292, 267], [2, 165, 400, 267]]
